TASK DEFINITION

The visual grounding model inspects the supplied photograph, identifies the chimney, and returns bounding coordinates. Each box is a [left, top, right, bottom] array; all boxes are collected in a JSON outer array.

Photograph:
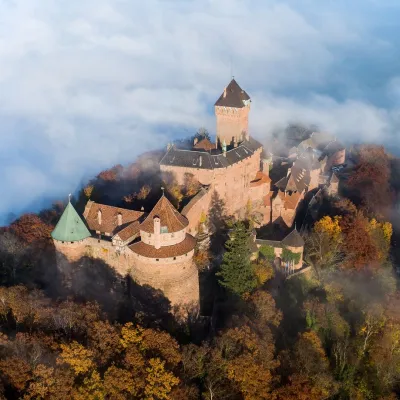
[[117, 213, 122, 226], [97, 209, 102, 225], [154, 216, 161, 249], [223, 87, 227, 98], [194, 137, 198, 146], [233, 137, 238, 148], [286, 168, 292, 177], [262, 159, 270, 175]]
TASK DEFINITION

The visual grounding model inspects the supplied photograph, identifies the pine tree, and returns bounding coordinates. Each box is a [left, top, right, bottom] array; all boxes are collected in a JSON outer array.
[[217, 222, 258, 297]]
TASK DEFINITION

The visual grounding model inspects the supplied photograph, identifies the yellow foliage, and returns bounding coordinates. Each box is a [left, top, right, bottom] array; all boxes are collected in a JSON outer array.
[[199, 211, 207, 224], [144, 358, 179, 400], [73, 370, 105, 400], [252, 262, 274, 286], [368, 219, 392, 243], [382, 222, 393, 243], [57, 341, 95, 375], [120, 322, 144, 349], [167, 184, 183, 206], [314, 216, 342, 241], [324, 283, 344, 303], [83, 185, 94, 199]]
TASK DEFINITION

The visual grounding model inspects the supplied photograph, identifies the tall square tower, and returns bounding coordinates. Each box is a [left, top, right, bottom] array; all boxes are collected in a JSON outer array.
[[214, 79, 251, 147]]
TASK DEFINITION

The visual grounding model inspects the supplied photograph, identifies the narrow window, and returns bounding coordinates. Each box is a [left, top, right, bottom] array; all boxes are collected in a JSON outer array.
[[156, 259, 159, 261]]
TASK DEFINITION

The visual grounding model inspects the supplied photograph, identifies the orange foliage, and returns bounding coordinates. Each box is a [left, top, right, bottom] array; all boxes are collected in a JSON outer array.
[[97, 164, 123, 182], [348, 145, 393, 210], [10, 214, 53, 244], [340, 212, 380, 270]]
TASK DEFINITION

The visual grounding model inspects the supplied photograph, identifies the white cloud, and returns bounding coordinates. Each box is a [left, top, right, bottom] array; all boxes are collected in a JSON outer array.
[[0, 0, 399, 222]]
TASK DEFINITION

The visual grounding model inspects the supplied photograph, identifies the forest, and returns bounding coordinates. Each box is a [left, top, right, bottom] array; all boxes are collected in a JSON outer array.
[[0, 143, 400, 399]]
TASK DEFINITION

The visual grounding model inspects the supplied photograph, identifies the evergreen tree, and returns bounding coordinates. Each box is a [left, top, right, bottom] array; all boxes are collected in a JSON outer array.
[[217, 222, 258, 297]]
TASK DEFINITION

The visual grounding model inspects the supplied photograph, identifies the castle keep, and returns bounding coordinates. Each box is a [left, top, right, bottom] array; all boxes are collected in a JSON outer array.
[[52, 78, 345, 311]]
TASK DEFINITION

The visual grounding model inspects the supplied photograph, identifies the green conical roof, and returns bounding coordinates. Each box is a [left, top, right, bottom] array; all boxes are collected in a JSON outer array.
[[51, 201, 91, 242]]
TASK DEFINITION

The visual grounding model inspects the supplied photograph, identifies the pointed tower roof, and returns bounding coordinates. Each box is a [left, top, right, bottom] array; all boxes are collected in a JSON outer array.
[[215, 79, 250, 108], [140, 195, 189, 234], [51, 201, 91, 242], [282, 228, 304, 247]]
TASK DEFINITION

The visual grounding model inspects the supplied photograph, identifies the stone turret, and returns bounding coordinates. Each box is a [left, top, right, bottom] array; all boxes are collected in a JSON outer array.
[[51, 198, 91, 261], [129, 194, 199, 314]]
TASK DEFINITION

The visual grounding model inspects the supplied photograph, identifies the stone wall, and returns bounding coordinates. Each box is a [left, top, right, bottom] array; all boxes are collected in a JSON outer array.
[[182, 189, 213, 235], [53, 238, 199, 310], [141, 228, 186, 247], [130, 250, 199, 308], [162, 148, 264, 232], [215, 105, 249, 145]]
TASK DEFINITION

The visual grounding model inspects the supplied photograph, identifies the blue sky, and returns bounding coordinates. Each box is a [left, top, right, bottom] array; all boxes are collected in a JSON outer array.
[[1, 0, 400, 223]]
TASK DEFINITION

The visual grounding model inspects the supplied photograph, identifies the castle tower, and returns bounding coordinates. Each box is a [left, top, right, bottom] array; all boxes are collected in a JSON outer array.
[[214, 78, 251, 147], [51, 198, 91, 261], [129, 194, 199, 314]]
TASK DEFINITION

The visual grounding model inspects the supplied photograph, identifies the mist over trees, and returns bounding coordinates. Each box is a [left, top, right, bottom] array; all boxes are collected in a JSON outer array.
[[0, 142, 399, 398]]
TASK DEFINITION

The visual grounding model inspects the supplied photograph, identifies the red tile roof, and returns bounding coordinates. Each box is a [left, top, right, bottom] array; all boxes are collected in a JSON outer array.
[[83, 201, 145, 235], [284, 192, 302, 210], [129, 234, 196, 258], [250, 171, 271, 187], [193, 138, 215, 151], [114, 220, 141, 242], [140, 196, 189, 234]]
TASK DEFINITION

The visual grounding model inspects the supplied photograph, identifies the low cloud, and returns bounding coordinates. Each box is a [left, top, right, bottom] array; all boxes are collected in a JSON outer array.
[[1, 0, 400, 222]]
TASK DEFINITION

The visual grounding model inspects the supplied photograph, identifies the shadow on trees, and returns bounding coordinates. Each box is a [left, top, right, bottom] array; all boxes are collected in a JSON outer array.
[[75, 150, 166, 214], [54, 253, 180, 331], [268, 273, 312, 349], [208, 190, 229, 258]]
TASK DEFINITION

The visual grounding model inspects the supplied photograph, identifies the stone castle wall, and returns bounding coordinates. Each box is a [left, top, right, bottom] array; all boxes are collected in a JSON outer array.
[[215, 105, 249, 145], [161, 148, 263, 226], [130, 250, 199, 307], [53, 239, 199, 310], [141, 229, 186, 247]]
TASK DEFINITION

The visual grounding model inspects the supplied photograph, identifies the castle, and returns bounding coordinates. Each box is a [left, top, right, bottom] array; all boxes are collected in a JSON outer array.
[[51, 78, 345, 312]]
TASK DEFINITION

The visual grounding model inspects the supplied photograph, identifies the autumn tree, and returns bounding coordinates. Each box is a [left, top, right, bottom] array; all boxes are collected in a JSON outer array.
[[144, 358, 179, 399], [183, 173, 201, 197], [87, 320, 121, 366], [217, 222, 258, 297], [83, 184, 94, 199], [347, 144, 393, 211], [137, 184, 151, 200], [340, 211, 380, 270], [97, 164, 123, 182], [57, 341, 95, 375], [10, 214, 53, 244], [194, 127, 211, 141], [305, 215, 343, 279]]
